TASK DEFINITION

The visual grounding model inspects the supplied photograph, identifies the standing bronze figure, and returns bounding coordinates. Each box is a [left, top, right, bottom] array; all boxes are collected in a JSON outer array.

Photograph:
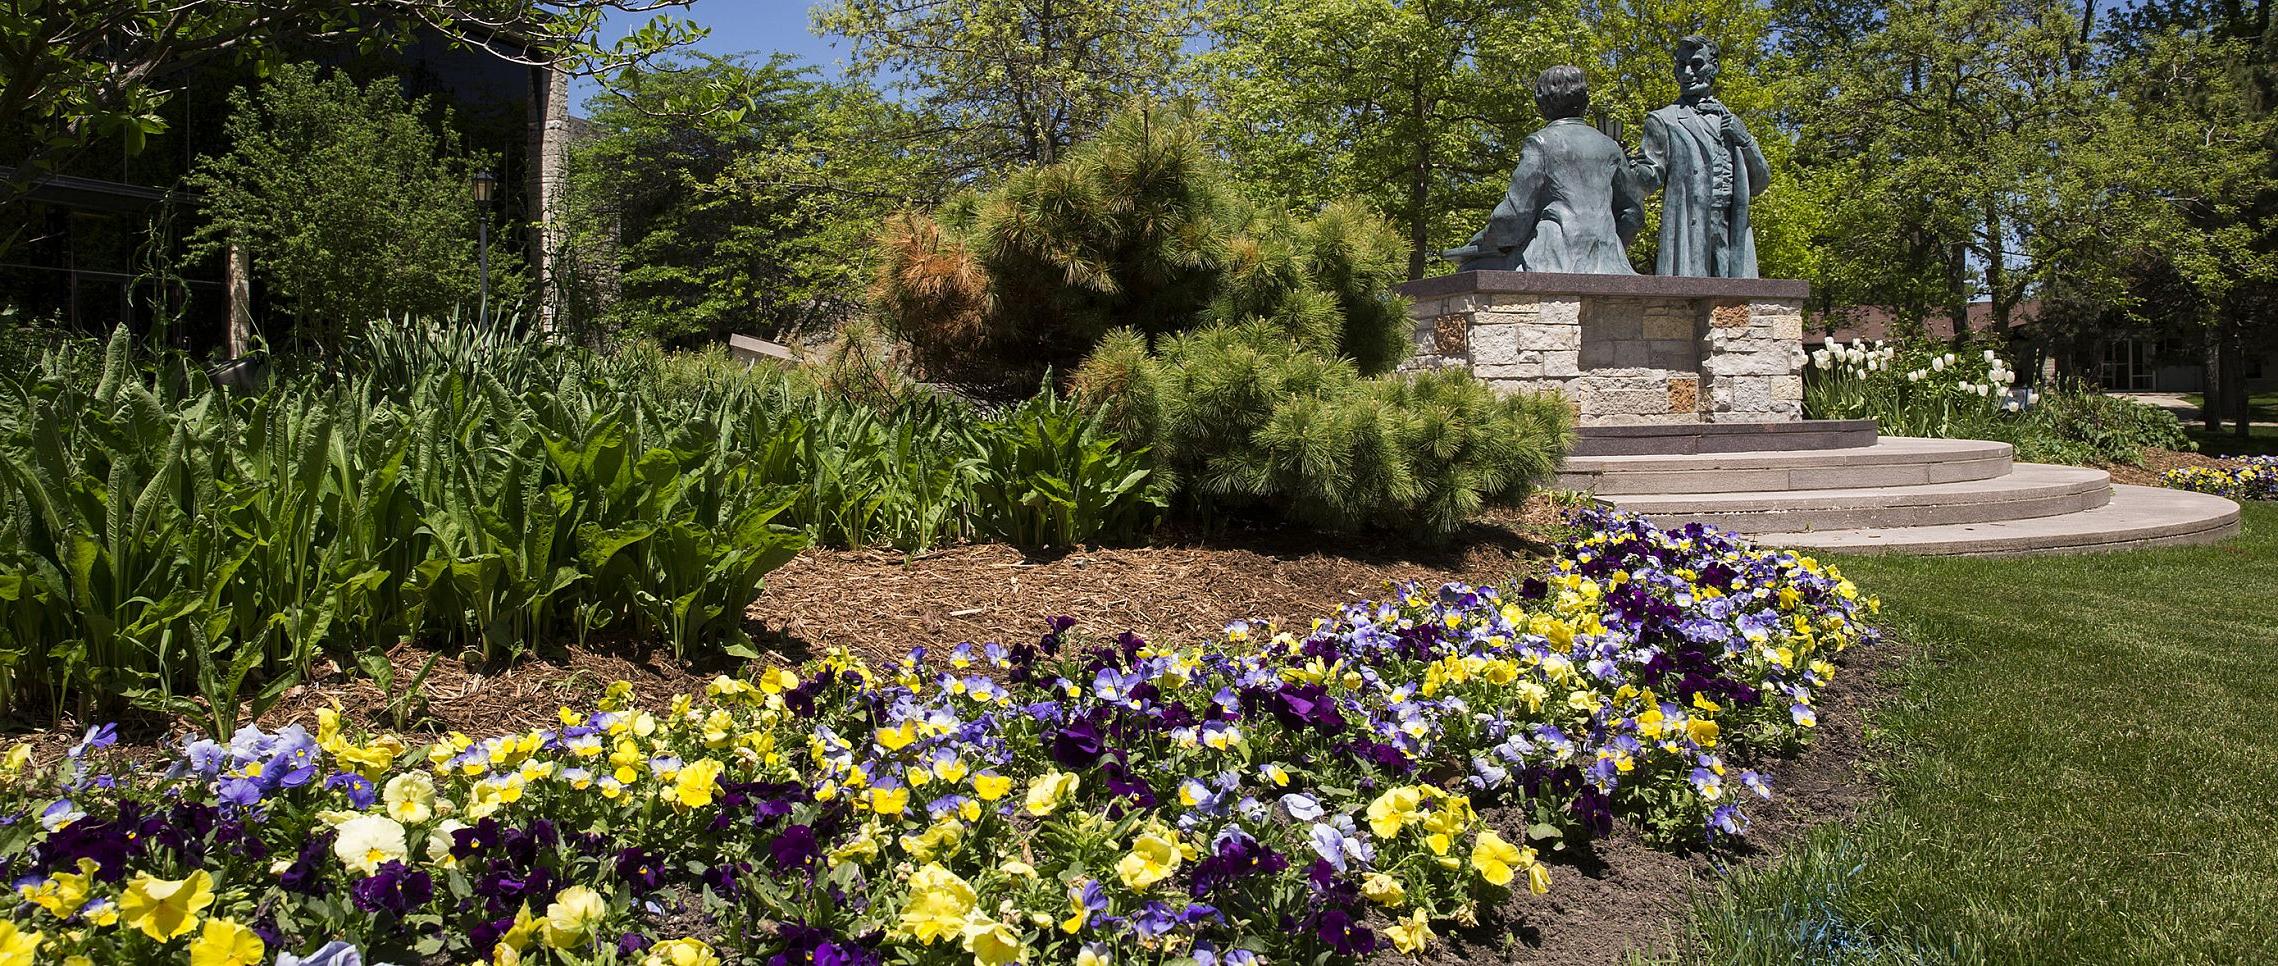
[[1634, 35, 1769, 278]]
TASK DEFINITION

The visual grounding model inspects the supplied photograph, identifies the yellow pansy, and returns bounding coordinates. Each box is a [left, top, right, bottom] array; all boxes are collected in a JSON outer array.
[[186, 918, 264, 966], [674, 758, 726, 807], [898, 863, 976, 944], [1366, 786, 1423, 838], [875, 722, 918, 751], [19, 858, 97, 919], [1469, 830, 1525, 888], [1115, 830, 1182, 891], [866, 785, 910, 817], [1024, 770, 1079, 817], [898, 818, 966, 862], [972, 773, 1013, 801], [119, 869, 215, 942], [0, 921, 41, 966], [1384, 907, 1435, 954], [1361, 872, 1406, 906], [642, 938, 723, 966], [961, 917, 1030, 965], [543, 885, 609, 949]]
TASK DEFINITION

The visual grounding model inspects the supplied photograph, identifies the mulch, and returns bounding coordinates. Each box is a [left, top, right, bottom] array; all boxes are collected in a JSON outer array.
[[2101, 447, 2230, 487], [751, 503, 1570, 673]]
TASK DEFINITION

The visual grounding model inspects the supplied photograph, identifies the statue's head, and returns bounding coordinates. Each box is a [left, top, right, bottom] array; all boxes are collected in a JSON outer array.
[[1674, 35, 1720, 99], [1533, 66, 1589, 122]]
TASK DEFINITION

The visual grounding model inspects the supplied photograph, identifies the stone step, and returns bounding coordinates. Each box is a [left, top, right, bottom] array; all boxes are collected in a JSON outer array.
[[1561, 437, 2013, 495], [1601, 463, 2110, 532], [1571, 419, 1878, 457], [1754, 484, 2242, 556]]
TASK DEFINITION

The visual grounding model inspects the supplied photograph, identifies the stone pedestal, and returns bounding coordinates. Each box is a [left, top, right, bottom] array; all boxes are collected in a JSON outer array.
[[1397, 271, 1808, 426]]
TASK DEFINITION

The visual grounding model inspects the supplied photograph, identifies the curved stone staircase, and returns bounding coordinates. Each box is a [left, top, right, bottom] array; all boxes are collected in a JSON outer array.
[[1561, 428, 2242, 556]]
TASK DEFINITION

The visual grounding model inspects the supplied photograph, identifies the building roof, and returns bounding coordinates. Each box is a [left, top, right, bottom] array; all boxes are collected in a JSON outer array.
[[1813, 301, 2043, 344]]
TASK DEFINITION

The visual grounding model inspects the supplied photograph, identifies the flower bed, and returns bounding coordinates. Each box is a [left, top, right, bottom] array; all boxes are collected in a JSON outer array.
[[0, 511, 1879, 965], [2164, 457, 2278, 501]]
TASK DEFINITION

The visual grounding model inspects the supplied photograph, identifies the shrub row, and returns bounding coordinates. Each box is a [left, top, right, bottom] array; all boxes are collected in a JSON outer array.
[[0, 510, 1880, 965]]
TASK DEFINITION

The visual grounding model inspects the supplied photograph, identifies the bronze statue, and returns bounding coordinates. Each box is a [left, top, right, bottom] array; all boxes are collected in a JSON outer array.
[[1444, 66, 1644, 274], [1634, 35, 1769, 278]]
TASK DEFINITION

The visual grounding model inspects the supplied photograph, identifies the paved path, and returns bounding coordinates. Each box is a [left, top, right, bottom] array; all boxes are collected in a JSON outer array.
[[2114, 392, 2277, 428]]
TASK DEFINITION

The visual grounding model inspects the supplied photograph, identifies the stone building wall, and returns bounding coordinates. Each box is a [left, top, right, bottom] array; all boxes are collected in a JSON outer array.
[[1397, 272, 1808, 426]]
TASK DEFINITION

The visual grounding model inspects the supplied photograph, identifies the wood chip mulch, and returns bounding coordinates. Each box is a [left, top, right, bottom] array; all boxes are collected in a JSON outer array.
[[2101, 447, 2232, 487], [753, 504, 1570, 673]]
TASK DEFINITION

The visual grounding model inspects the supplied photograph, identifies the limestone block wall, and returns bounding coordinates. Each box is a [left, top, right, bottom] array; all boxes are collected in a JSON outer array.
[[1397, 272, 1808, 426]]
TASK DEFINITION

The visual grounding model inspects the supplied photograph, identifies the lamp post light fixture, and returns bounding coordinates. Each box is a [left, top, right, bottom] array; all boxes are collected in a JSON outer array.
[[471, 169, 497, 326]]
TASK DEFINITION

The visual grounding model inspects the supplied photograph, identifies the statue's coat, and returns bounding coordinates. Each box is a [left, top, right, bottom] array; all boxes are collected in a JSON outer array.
[[1636, 103, 1769, 278], [1460, 118, 1644, 275]]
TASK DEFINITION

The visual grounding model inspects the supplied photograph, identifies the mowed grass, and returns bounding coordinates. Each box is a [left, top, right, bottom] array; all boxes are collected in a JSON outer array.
[[1657, 502, 2278, 964], [2184, 391, 2276, 423], [2186, 424, 2278, 458]]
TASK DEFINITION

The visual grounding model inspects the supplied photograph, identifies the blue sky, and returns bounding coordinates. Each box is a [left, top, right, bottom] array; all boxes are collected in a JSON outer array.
[[575, 2, 846, 112]]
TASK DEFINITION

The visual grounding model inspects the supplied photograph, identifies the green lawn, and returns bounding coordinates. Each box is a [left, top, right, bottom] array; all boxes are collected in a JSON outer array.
[[2185, 424, 2278, 458], [2184, 391, 2277, 423], [1657, 502, 2278, 964]]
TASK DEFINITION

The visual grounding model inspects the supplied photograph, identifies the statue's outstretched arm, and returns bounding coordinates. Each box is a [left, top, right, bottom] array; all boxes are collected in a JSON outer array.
[[1614, 161, 1646, 248], [1632, 113, 1670, 192], [1470, 139, 1550, 261]]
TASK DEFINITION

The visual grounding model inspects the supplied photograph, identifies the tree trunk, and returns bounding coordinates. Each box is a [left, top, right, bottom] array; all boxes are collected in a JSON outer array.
[[2203, 331, 2224, 432], [228, 238, 254, 360], [1983, 199, 2010, 336], [2225, 328, 2252, 439], [1407, 84, 1431, 281], [1946, 243, 1972, 346]]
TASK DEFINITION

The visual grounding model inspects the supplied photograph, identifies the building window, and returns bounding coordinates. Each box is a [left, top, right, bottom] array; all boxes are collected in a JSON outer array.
[[2101, 339, 2154, 391]]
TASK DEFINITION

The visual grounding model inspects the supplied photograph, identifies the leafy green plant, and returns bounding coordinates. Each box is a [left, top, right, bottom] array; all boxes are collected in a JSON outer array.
[[0, 326, 813, 725], [969, 390, 1160, 548]]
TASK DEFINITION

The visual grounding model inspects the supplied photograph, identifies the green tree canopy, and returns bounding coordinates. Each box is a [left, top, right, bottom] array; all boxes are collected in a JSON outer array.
[[0, 0, 708, 239], [565, 54, 931, 345], [812, 0, 1200, 179], [185, 64, 497, 350]]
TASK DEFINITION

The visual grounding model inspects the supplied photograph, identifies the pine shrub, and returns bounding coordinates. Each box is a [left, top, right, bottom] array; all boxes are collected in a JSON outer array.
[[1076, 322, 1574, 538], [873, 105, 1411, 394]]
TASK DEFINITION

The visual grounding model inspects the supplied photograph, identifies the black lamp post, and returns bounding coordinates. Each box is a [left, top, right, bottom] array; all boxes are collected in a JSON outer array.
[[471, 169, 497, 326]]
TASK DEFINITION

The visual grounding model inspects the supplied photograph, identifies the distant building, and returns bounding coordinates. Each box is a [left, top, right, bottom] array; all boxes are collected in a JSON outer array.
[[0, 27, 578, 354], [1812, 301, 2272, 393]]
